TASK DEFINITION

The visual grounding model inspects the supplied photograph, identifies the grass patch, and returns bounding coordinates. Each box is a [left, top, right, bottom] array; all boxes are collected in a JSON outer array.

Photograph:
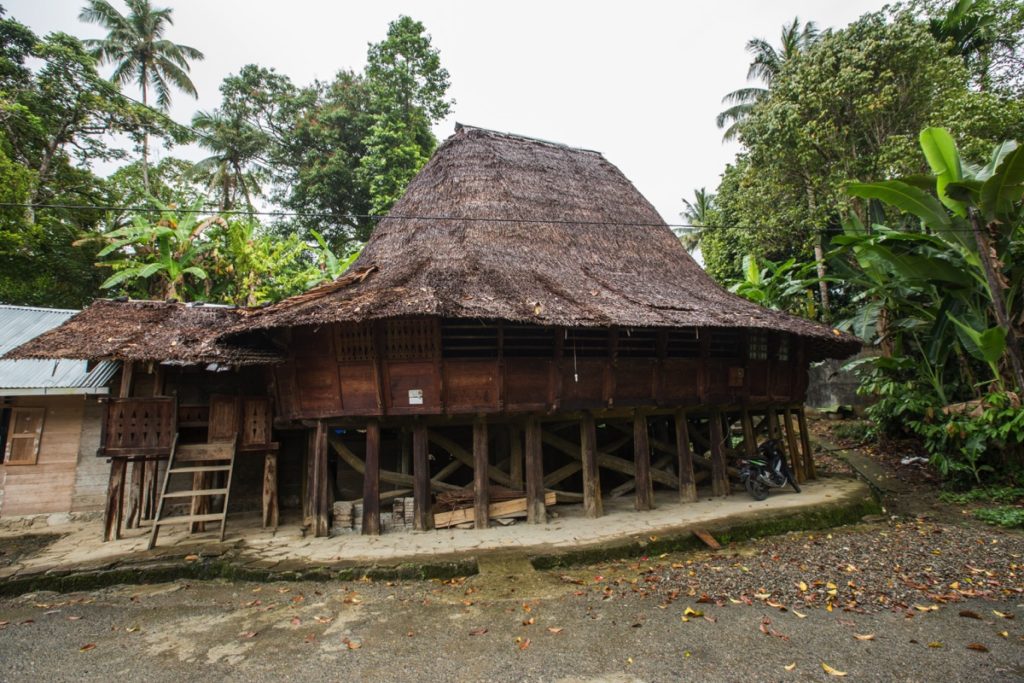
[[938, 486, 1024, 505], [973, 506, 1024, 528]]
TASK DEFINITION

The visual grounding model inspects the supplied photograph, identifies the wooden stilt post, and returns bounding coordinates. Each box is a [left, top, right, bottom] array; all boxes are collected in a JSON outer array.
[[524, 417, 545, 524], [262, 451, 278, 528], [473, 419, 490, 529], [141, 365, 165, 522], [709, 409, 730, 496], [362, 420, 381, 535], [509, 425, 524, 489], [741, 408, 757, 458], [580, 412, 602, 518], [400, 429, 411, 475], [783, 407, 803, 483], [102, 362, 134, 541], [412, 422, 432, 530], [316, 421, 331, 537], [103, 458, 127, 542], [303, 428, 316, 528], [633, 411, 653, 511], [797, 406, 816, 480], [675, 410, 697, 503], [766, 406, 781, 442], [125, 462, 143, 528]]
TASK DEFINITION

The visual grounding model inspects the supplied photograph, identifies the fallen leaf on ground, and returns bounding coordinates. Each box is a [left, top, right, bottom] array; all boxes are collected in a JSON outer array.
[[928, 642, 943, 648], [67, 616, 82, 621], [784, 663, 796, 671], [79, 643, 96, 652], [125, 625, 140, 633], [914, 604, 939, 612], [854, 634, 875, 641], [993, 610, 1014, 620], [683, 607, 703, 618], [759, 616, 789, 640], [958, 610, 981, 620], [821, 662, 847, 677], [522, 617, 535, 626], [469, 628, 488, 636], [792, 609, 807, 619], [303, 633, 316, 643], [518, 638, 531, 650], [183, 554, 199, 562], [343, 595, 361, 605], [547, 627, 563, 634], [239, 631, 257, 639], [314, 615, 332, 624], [966, 642, 989, 652], [290, 617, 301, 626], [797, 581, 808, 592], [346, 640, 362, 650]]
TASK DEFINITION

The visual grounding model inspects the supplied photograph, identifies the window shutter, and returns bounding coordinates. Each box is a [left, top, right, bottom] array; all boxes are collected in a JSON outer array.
[[4, 407, 45, 465]]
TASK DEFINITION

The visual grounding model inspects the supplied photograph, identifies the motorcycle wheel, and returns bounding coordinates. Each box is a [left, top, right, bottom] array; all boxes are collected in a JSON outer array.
[[745, 478, 769, 501]]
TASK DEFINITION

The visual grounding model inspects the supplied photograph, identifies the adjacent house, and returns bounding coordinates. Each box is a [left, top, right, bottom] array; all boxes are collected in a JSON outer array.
[[0, 305, 118, 517]]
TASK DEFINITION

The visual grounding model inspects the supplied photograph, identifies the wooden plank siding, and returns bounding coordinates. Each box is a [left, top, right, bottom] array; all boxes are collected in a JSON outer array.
[[274, 319, 809, 422], [0, 396, 88, 517]]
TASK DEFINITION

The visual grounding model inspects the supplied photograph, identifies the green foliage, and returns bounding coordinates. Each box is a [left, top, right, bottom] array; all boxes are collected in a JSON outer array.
[[938, 485, 1024, 503], [726, 254, 818, 318], [972, 505, 1024, 528]]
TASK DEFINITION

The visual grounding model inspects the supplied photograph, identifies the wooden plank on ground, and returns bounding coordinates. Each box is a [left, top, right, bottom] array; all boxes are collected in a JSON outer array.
[[434, 492, 557, 528], [692, 528, 721, 550]]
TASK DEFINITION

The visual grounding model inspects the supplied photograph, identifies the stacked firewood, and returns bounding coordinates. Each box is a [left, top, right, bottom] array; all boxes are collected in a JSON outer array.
[[436, 485, 526, 510]]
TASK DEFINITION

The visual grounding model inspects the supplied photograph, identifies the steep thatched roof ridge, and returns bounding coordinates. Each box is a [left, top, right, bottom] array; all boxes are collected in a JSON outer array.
[[237, 125, 859, 361], [5, 299, 281, 366]]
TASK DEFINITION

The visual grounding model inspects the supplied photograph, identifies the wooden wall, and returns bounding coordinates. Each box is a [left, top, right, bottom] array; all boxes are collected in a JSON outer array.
[[274, 319, 809, 422], [0, 396, 86, 517], [70, 398, 106, 513]]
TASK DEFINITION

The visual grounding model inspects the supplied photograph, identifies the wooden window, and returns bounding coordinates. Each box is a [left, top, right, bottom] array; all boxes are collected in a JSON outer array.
[[666, 328, 700, 358], [565, 328, 611, 358], [616, 328, 657, 358], [4, 407, 45, 465], [441, 320, 499, 358], [748, 332, 768, 360], [709, 330, 741, 358], [336, 322, 375, 362], [777, 334, 790, 361], [503, 323, 555, 358], [385, 318, 438, 360]]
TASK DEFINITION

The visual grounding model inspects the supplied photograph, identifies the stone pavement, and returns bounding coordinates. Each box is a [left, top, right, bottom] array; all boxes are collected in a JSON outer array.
[[0, 477, 877, 592]]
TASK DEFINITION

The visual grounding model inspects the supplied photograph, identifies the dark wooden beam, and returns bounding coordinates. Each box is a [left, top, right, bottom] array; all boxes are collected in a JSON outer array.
[[262, 451, 278, 528], [473, 419, 490, 529], [362, 420, 381, 535], [541, 429, 678, 488], [580, 412, 602, 518], [633, 411, 653, 511], [428, 431, 513, 487], [675, 410, 697, 503], [741, 408, 757, 458], [709, 409, 730, 497], [102, 458, 127, 542], [412, 423, 432, 531], [524, 417, 545, 523]]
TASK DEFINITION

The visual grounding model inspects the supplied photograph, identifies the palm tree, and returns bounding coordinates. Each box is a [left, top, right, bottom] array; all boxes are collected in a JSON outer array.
[[79, 0, 204, 191], [678, 187, 715, 253], [928, 0, 1003, 90], [716, 18, 819, 141], [190, 109, 266, 212]]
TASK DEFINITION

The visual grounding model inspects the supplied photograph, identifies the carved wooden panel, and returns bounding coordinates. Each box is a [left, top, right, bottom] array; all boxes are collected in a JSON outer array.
[[241, 397, 273, 448], [335, 322, 375, 362], [100, 397, 176, 456], [384, 318, 438, 360]]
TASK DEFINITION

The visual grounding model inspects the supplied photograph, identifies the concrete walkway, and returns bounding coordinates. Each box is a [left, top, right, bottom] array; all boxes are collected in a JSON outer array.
[[0, 477, 877, 591]]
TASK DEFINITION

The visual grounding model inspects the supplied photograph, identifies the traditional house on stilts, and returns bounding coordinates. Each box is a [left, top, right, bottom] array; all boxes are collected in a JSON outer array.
[[8, 125, 861, 544]]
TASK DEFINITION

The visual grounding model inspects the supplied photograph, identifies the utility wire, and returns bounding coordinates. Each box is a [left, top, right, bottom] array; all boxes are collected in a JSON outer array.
[[0, 201, 995, 234]]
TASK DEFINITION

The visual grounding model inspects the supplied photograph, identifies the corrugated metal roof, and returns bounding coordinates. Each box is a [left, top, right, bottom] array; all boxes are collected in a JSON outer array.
[[0, 305, 118, 394]]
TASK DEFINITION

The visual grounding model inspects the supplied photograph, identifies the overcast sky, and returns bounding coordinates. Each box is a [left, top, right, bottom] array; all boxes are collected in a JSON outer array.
[[10, 0, 888, 224]]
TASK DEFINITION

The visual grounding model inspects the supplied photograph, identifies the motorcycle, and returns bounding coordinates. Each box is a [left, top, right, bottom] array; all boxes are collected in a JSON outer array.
[[738, 439, 801, 501]]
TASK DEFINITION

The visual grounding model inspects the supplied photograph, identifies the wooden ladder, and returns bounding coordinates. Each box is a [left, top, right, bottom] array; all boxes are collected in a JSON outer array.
[[148, 438, 238, 549]]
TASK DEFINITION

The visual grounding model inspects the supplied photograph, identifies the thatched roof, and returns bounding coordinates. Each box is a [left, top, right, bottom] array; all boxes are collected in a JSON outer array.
[[236, 125, 860, 361], [5, 299, 281, 366]]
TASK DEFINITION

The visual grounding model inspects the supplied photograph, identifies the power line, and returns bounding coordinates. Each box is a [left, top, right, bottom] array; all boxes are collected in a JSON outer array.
[[0, 201, 827, 232], [0, 201, 993, 234]]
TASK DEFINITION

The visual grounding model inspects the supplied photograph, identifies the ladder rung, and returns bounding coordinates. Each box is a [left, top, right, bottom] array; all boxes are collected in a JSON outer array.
[[153, 513, 226, 526], [161, 488, 229, 498], [169, 465, 232, 474]]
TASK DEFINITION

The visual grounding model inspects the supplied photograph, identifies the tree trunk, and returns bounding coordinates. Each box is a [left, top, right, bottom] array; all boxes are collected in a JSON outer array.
[[969, 208, 1024, 392], [806, 187, 831, 322], [140, 77, 150, 194]]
